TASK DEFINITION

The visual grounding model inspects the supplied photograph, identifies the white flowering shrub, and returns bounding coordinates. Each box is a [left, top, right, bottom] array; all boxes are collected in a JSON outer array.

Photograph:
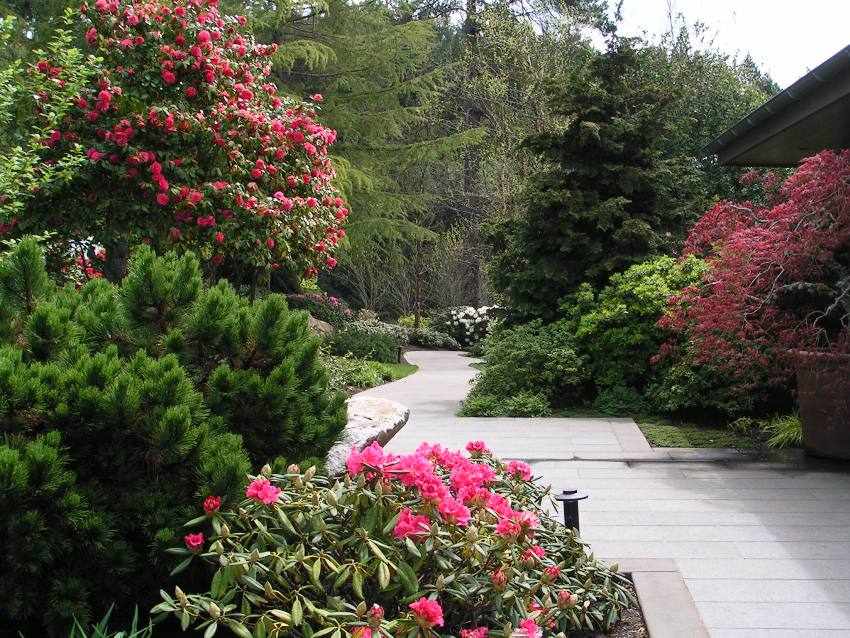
[[432, 306, 495, 349]]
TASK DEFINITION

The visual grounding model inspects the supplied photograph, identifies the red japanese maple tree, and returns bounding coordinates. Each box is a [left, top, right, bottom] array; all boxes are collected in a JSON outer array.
[[661, 150, 850, 394]]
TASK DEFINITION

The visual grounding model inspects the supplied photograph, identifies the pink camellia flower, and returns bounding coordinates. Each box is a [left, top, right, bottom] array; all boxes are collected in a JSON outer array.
[[460, 629, 489, 638], [184, 532, 204, 554], [505, 461, 531, 481], [170, 228, 181, 239], [156, 193, 169, 206], [326, 257, 337, 268], [367, 604, 384, 627], [203, 495, 221, 516], [519, 619, 541, 638], [185, 86, 197, 98], [409, 598, 444, 629], [162, 69, 177, 85], [465, 441, 489, 457], [266, 238, 275, 249], [496, 518, 521, 540], [491, 569, 507, 592], [215, 232, 225, 244], [246, 477, 281, 505], [310, 93, 323, 103], [393, 507, 431, 541]]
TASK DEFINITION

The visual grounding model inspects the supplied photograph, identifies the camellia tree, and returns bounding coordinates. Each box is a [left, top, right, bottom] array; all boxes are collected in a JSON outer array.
[[5, 0, 347, 283]]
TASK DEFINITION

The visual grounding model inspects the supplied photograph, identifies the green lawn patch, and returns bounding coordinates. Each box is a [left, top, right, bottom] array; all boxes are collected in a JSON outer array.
[[470, 361, 486, 371], [636, 416, 760, 448], [384, 363, 418, 380]]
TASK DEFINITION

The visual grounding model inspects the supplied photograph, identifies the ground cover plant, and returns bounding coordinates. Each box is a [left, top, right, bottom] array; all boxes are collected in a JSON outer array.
[[288, 293, 352, 327], [327, 320, 409, 363], [325, 353, 418, 394], [156, 441, 633, 636], [0, 239, 346, 634]]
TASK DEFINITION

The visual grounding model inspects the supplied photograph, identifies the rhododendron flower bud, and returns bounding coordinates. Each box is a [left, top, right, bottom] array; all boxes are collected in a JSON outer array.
[[266, 238, 274, 249], [202, 495, 221, 516], [215, 232, 224, 244], [367, 604, 384, 628], [184, 532, 204, 554], [543, 565, 560, 583], [557, 590, 577, 610], [409, 598, 444, 629], [491, 569, 507, 592]]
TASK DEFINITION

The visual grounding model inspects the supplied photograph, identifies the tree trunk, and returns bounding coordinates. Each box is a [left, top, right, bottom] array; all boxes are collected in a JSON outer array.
[[463, 0, 483, 306], [413, 241, 423, 330], [103, 237, 130, 283]]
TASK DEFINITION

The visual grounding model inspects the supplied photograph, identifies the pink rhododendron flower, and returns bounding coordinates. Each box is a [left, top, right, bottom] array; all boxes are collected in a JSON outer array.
[[496, 518, 521, 539], [438, 497, 470, 526], [351, 628, 371, 638], [460, 628, 489, 638], [523, 544, 545, 560], [393, 508, 431, 541], [184, 532, 204, 554], [346, 441, 395, 478], [505, 461, 531, 481], [409, 598, 444, 629], [246, 477, 281, 505], [491, 569, 507, 592], [519, 619, 541, 638]]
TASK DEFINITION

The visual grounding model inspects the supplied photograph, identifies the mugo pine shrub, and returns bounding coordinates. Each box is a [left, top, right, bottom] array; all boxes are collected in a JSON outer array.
[[157, 441, 633, 636], [0, 239, 346, 635]]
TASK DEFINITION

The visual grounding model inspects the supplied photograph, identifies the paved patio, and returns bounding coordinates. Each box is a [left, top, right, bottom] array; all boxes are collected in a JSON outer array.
[[358, 350, 850, 638]]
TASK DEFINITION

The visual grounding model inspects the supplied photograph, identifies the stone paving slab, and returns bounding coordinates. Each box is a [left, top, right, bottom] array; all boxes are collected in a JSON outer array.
[[356, 351, 850, 637]]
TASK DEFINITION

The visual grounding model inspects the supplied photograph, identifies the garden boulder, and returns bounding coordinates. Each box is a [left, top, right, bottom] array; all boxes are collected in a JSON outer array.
[[325, 397, 410, 474]]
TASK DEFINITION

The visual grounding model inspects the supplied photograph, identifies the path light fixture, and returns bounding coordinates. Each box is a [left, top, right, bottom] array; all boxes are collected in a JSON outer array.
[[554, 488, 588, 532]]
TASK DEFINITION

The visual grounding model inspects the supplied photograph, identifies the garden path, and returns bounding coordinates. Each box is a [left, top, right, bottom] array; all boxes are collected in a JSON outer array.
[[357, 351, 850, 638]]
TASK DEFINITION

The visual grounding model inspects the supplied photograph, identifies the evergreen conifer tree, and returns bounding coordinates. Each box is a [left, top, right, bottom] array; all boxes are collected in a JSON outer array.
[[0, 238, 346, 635], [488, 38, 701, 322]]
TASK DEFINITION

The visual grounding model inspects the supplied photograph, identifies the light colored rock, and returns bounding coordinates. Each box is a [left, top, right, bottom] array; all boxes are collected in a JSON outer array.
[[308, 314, 334, 335], [325, 397, 410, 475]]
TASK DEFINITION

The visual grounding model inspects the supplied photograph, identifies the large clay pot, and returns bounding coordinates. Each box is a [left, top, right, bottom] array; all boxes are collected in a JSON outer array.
[[796, 351, 850, 459]]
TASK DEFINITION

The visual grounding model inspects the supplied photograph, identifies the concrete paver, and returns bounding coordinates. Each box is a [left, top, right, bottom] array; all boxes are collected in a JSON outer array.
[[357, 350, 850, 637]]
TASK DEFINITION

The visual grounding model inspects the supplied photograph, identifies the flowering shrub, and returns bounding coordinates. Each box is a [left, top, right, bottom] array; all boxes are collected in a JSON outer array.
[[156, 441, 632, 636], [432, 306, 494, 348], [287, 292, 352, 327], [327, 320, 410, 363], [9, 0, 346, 280], [661, 150, 850, 397], [409, 328, 461, 351]]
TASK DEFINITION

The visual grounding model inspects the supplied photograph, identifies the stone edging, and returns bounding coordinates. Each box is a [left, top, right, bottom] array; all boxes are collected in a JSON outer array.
[[324, 397, 410, 475], [618, 561, 708, 638]]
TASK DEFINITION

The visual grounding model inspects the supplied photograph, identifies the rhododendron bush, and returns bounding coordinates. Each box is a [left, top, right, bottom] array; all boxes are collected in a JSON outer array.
[[8, 0, 346, 281], [660, 150, 850, 397], [157, 441, 632, 636]]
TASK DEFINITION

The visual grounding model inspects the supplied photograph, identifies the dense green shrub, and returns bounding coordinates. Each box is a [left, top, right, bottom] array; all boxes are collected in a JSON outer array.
[[567, 256, 707, 391], [409, 328, 461, 350], [458, 394, 504, 417], [0, 240, 346, 635], [156, 442, 633, 636], [503, 392, 552, 417], [468, 321, 587, 406], [327, 320, 409, 363], [324, 353, 394, 392], [397, 314, 431, 329], [286, 293, 352, 327], [592, 386, 647, 416]]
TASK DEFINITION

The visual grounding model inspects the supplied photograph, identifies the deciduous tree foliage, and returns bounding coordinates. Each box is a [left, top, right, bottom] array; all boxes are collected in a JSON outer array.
[[662, 150, 850, 396]]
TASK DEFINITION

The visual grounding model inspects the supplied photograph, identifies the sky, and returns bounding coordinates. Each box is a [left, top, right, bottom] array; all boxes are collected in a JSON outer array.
[[613, 0, 850, 89]]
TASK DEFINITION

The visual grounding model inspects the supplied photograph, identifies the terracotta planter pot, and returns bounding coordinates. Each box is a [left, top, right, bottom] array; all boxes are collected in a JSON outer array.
[[795, 351, 850, 459]]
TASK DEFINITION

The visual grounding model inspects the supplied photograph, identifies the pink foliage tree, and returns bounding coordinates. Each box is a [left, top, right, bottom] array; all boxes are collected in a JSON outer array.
[[661, 150, 850, 395]]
